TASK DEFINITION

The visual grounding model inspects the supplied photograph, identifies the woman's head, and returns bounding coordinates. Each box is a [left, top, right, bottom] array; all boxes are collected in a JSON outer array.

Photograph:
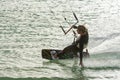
[[77, 25, 87, 34]]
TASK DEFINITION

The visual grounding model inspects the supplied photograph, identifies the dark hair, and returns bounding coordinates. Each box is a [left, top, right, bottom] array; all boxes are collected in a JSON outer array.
[[77, 25, 87, 33]]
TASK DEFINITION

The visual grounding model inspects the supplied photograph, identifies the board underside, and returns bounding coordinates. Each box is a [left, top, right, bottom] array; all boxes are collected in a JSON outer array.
[[42, 49, 89, 60]]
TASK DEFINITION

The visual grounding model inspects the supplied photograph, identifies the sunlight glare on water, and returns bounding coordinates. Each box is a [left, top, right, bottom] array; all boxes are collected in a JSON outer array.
[[0, 0, 120, 80]]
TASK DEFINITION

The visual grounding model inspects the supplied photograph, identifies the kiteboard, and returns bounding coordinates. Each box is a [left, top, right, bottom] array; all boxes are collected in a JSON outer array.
[[42, 49, 89, 60]]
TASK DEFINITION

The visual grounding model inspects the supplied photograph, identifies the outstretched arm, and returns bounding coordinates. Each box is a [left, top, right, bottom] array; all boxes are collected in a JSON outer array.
[[79, 44, 84, 67]]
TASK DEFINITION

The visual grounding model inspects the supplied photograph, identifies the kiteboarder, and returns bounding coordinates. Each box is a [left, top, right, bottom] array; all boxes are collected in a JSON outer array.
[[58, 25, 89, 67]]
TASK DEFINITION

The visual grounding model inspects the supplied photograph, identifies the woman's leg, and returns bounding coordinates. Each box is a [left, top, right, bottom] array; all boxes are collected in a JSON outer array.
[[58, 45, 78, 57]]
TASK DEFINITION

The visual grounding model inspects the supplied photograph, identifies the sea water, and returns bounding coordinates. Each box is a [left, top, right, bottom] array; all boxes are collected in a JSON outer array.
[[0, 0, 120, 80]]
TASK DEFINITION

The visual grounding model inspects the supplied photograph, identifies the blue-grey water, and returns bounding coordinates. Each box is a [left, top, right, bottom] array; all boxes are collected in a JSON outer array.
[[0, 0, 120, 80]]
